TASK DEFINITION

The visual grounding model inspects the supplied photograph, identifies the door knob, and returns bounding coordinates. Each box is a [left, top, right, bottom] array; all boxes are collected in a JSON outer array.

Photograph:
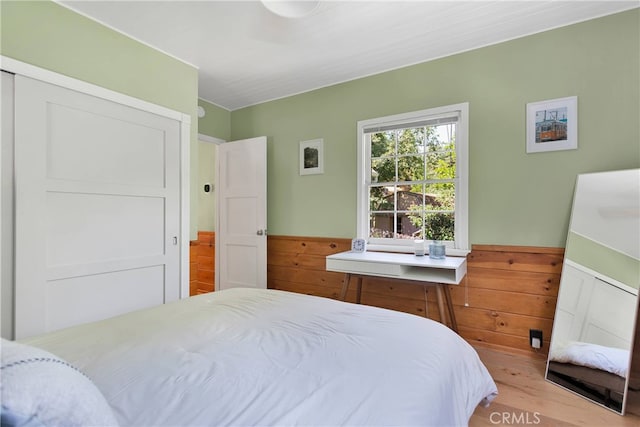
[[257, 230, 263, 236]]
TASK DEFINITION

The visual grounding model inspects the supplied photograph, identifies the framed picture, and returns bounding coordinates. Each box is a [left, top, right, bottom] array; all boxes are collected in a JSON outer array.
[[526, 96, 577, 153], [299, 138, 324, 175]]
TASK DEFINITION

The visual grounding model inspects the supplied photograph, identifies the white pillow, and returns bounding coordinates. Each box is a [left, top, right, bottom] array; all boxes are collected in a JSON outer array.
[[1, 338, 118, 427], [549, 341, 630, 378]]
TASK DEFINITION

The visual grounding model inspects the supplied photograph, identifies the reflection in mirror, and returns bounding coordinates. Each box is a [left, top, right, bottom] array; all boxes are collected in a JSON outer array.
[[546, 169, 640, 415]]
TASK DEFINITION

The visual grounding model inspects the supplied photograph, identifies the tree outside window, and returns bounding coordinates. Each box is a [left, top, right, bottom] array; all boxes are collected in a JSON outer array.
[[368, 124, 456, 242]]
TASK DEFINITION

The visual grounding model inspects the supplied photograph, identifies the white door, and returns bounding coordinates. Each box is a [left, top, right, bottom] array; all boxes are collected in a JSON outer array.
[[14, 75, 181, 339], [216, 137, 267, 290]]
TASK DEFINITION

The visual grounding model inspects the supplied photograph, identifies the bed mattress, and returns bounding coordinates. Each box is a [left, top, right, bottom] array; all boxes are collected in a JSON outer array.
[[23, 288, 497, 426]]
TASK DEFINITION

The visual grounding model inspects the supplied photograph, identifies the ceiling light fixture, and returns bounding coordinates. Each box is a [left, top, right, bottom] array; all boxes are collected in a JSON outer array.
[[261, 0, 320, 18]]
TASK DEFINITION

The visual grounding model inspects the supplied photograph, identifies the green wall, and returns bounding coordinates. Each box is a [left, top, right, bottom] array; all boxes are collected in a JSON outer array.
[[196, 98, 230, 232], [197, 141, 217, 232], [198, 98, 230, 141], [0, 1, 200, 238], [230, 10, 640, 247]]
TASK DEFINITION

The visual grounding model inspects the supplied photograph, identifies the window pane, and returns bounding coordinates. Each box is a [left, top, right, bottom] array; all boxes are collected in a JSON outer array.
[[395, 212, 422, 239], [397, 128, 425, 155], [371, 132, 395, 157], [424, 212, 455, 241], [426, 151, 456, 180], [425, 183, 455, 210], [371, 157, 395, 183], [397, 155, 424, 182], [369, 186, 395, 211], [369, 213, 394, 238], [407, 208, 425, 239], [427, 124, 456, 150], [397, 183, 423, 210]]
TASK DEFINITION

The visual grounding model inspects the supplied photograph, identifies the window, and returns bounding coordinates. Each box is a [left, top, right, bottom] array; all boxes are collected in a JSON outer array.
[[357, 103, 469, 255]]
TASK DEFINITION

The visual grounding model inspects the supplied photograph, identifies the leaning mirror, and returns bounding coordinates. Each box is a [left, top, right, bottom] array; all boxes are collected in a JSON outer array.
[[546, 168, 640, 415]]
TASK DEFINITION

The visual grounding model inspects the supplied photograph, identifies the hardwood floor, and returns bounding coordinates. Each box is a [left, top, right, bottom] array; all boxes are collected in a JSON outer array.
[[470, 346, 640, 426]]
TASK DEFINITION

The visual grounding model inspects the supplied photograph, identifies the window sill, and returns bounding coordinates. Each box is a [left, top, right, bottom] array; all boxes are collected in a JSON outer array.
[[366, 244, 470, 257]]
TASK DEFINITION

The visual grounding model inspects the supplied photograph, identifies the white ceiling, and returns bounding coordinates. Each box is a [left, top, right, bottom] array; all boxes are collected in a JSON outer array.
[[59, 1, 639, 111]]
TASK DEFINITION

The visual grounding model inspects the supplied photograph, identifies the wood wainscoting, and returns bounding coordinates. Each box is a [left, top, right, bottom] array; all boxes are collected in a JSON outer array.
[[190, 231, 215, 295], [267, 236, 564, 357]]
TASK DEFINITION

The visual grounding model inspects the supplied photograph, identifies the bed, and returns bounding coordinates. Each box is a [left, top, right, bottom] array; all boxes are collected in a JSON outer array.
[[2, 288, 498, 426]]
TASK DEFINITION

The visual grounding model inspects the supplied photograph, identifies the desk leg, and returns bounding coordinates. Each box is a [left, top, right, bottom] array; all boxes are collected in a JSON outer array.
[[442, 285, 458, 333], [435, 284, 447, 328], [355, 276, 363, 304], [340, 273, 351, 301]]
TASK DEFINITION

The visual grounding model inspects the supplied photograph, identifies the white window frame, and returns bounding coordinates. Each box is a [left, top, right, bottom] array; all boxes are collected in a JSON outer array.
[[356, 102, 469, 256]]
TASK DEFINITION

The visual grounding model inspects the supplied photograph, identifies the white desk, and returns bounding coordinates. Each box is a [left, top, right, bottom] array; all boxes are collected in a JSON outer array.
[[326, 251, 467, 332]]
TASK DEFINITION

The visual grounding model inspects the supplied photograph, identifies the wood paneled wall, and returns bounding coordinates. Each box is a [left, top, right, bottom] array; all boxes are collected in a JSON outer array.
[[267, 235, 564, 357], [459, 245, 563, 356], [190, 231, 215, 295]]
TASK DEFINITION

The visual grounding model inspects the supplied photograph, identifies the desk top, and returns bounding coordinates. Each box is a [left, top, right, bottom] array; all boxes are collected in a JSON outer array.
[[326, 251, 467, 285], [326, 250, 465, 269]]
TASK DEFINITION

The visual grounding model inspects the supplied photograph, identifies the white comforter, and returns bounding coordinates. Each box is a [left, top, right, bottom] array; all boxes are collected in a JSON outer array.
[[24, 288, 497, 426]]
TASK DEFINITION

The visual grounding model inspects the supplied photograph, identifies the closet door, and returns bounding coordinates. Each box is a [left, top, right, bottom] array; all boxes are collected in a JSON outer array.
[[14, 75, 181, 339]]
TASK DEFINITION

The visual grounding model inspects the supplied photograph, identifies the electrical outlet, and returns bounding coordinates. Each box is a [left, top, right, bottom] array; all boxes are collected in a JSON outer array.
[[530, 329, 543, 349]]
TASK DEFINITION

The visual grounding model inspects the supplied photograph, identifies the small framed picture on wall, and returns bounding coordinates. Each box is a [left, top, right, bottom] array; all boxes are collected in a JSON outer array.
[[299, 138, 324, 175], [526, 96, 577, 153]]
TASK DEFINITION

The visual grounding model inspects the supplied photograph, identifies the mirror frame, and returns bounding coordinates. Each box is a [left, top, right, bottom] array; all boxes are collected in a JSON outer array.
[[545, 169, 640, 415]]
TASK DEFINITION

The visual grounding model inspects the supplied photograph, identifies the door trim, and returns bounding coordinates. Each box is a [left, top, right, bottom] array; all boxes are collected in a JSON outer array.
[[198, 133, 225, 145], [1, 57, 191, 304], [1, 72, 15, 339]]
